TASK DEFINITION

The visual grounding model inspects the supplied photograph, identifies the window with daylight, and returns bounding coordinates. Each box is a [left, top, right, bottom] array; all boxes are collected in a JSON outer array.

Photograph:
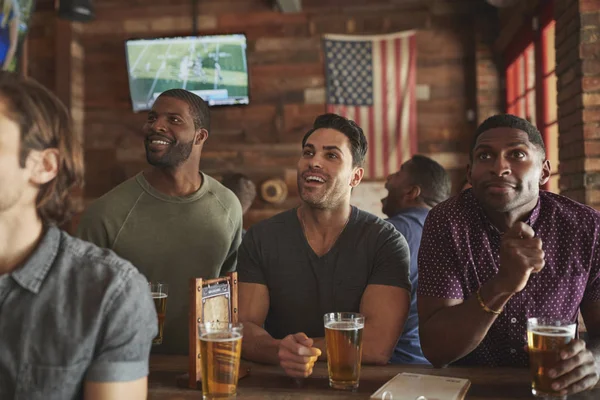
[[541, 20, 558, 193], [506, 43, 536, 125], [504, 4, 559, 193]]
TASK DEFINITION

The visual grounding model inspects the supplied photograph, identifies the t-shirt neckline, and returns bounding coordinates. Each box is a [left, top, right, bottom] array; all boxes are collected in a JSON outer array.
[[295, 206, 357, 259], [135, 171, 210, 203]]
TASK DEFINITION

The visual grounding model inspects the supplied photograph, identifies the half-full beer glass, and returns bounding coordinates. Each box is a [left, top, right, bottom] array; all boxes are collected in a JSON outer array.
[[199, 322, 243, 399], [527, 318, 576, 399], [324, 312, 365, 391], [149, 283, 168, 345]]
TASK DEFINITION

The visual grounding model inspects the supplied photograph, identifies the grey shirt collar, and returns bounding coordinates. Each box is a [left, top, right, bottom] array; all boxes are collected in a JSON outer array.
[[11, 226, 60, 294]]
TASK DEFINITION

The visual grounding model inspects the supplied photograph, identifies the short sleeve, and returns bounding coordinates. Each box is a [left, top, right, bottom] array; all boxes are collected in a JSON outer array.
[[237, 227, 266, 285], [219, 205, 243, 276], [85, 271, 157, 382], [367, 225, 411, 292], [583, 226, 600, 304], [417, 207, 465, 300]]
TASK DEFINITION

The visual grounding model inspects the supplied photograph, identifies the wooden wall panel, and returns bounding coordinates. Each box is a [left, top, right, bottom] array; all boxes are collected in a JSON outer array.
[[28, 10, 56, 91]]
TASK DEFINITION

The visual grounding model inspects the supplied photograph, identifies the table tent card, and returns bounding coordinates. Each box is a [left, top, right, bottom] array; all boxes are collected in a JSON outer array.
[[371, 372, 471, 400]]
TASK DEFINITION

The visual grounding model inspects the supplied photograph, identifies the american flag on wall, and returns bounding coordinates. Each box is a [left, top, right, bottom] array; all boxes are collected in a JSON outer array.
[[323, 31, 417, 180]]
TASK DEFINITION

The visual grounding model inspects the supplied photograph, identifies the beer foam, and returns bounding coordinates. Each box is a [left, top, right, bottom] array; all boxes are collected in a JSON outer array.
[[151, 292, 168, 299], [200, 332, 242, 342], [325, 321, 364, 330], [530, 326, 575, 337]]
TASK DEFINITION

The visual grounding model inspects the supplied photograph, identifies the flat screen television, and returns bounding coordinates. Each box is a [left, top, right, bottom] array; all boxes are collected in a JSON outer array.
[[125, 34, 249, 112]]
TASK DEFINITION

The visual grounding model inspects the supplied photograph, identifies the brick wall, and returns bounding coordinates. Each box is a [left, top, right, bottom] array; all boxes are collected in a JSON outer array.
[[27, 0, 496, 227], [556, 0, 600, 208], [475, 8, 503, 124]]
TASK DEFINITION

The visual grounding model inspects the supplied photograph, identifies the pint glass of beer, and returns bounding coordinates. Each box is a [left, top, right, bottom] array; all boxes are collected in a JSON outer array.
[[527, 318, 576, 399], [199, 322, 243, 399], [149, 283, 168, 345], [324, 312, 365, 391]]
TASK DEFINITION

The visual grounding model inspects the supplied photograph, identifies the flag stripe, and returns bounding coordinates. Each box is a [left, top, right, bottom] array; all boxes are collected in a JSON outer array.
[[372, 41, 383, 179], [395, 37, 403, 169], [399, 36, 412, 164], [409, 35, 418, 155], [359, 107, 370, 177], [345, 106, 355, 123], [368, 107, 376, 177], [386, 38, 398, 176], [380, 39, 389, 178], [354, 107, 366, 170]]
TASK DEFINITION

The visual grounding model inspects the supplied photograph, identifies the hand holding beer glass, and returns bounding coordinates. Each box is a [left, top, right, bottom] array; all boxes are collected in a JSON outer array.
[[527, 318, 576, 399], [149, 282, 168, 345], [199, 322, 243, 399], [324, 312, 365, 391]]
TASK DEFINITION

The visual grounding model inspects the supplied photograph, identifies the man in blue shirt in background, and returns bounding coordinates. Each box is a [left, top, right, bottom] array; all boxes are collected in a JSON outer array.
[[382, 155, 451, 364]]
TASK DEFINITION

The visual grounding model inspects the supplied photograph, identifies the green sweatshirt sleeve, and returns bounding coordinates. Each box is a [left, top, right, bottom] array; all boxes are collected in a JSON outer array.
[[219, 202, 243, 275]]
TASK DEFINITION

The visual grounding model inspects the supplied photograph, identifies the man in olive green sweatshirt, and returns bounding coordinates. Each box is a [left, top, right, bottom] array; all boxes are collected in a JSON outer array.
[[76, 89, 243, 355]]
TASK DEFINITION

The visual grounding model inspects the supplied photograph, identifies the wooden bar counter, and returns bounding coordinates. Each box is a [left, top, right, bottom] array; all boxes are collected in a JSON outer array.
[[149, 355, 600, 399]]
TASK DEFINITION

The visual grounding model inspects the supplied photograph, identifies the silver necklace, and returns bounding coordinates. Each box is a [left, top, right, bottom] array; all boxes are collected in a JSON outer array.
[[299, 207, 351, 256]]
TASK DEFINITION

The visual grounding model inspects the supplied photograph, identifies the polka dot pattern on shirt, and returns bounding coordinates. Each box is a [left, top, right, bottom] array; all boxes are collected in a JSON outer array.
[[417, 189, 600, 367]]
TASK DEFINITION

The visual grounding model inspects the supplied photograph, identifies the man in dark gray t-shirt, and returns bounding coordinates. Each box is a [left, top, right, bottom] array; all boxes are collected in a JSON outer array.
[[238, 113, 411, 379], [0, 73, 156, 400], [241, 206, 410, 340]]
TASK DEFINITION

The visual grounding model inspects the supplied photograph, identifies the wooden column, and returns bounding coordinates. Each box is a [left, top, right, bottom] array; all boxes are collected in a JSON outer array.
[[55, 18, 86, 231]]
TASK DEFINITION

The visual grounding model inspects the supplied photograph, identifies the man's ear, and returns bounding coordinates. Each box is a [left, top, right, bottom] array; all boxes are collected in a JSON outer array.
[[195, 128, 209, 145], [407, 185, 421, 200], [350, 167, 364, 188], [539, 159, 551, 186], [27, 148, 59, 186]]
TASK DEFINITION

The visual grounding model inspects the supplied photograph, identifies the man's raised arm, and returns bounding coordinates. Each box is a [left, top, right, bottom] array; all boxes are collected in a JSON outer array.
[[419, 222, 544, 367]]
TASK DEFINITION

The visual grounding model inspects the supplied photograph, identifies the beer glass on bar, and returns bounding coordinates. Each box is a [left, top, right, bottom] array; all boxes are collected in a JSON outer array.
[[199, 322, 243, 399], [324, 312, 365, 391], [149, 282, 168, 345], [527, 317, 576, 399]]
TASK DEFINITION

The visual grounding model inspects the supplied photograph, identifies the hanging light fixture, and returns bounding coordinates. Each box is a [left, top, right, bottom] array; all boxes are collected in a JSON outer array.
[[57, 0, 95, 22], [485, 0, 519, 7]]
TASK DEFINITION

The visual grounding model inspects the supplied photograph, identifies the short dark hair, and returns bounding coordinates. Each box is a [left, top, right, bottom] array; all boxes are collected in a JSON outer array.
[[301, 113, 368, 168], [471, 114, 546, 160], [221, 172, 256, 213], [157, 89, 211, 132], [0, 71, 84, 225], [403, 155, 451, 208]]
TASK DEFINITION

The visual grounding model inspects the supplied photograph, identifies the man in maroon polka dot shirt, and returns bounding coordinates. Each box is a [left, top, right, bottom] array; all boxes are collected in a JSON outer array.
[[418, 114, 600, 396]]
